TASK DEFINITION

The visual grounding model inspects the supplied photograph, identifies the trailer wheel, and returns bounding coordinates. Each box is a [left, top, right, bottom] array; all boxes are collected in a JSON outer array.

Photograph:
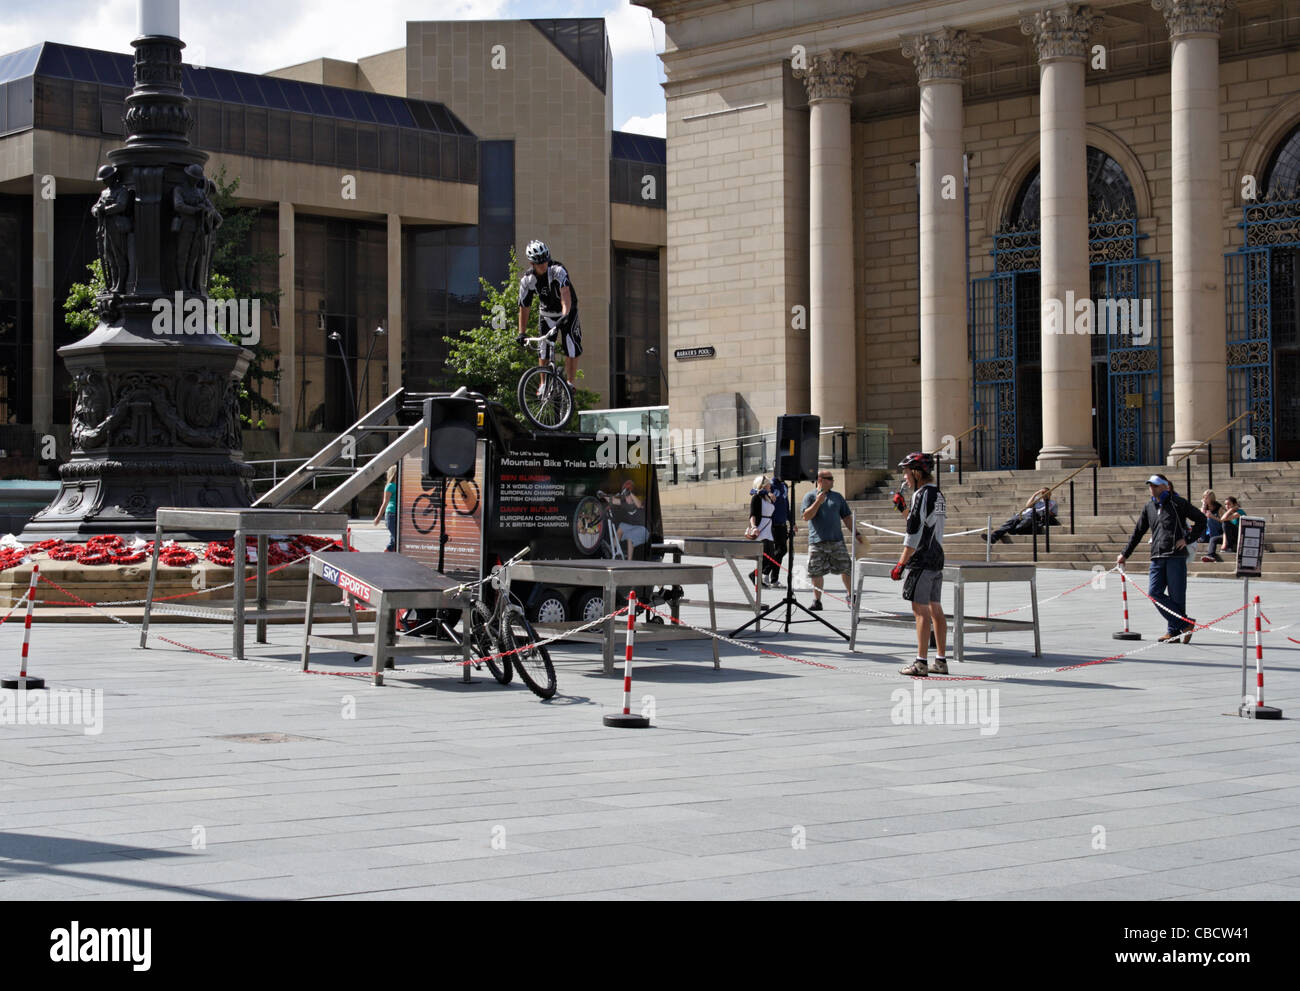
[[572, 588, 606, 623], [529, 588, 570, 624]]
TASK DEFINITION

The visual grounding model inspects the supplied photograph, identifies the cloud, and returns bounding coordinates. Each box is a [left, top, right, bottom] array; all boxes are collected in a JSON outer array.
[[618, 112, 665, 137]]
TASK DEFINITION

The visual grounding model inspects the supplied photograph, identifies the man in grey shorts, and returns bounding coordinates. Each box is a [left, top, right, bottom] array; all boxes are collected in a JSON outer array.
[[801, 468, 864, 611], [890, 452, 947, 676]]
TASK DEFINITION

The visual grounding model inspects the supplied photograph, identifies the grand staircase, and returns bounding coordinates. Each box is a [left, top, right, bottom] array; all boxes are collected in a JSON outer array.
[[659, 462, 1300, 582]]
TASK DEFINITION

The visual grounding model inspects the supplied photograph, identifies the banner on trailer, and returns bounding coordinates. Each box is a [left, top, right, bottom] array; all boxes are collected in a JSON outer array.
[[491, 434, 656, 561], [398, 441, 486, 583]]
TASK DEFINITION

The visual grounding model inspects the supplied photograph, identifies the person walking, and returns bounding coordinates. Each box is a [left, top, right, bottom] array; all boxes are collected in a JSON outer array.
[[1116, 474, 1207, 644], [374, 465, 399, 552], [747, 475, 778, 587], [768, 476, 795, 587], [801, 469, 864, 610], [891, 452, 948, 676]]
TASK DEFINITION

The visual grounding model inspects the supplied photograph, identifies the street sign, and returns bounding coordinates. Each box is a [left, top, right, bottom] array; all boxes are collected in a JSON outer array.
[[673, 346, 716, 360], [1235, 515, 1265, 578]]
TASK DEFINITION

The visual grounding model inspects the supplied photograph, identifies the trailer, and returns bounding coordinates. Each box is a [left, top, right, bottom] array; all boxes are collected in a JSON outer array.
[[395, 393, 668, 626]]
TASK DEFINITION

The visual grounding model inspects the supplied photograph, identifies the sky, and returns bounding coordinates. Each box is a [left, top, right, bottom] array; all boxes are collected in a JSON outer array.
[[0, 0, 668, 135]]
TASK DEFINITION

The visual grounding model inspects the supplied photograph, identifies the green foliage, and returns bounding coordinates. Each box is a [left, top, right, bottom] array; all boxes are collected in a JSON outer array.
[[443, 249, 601, 428], [62, 167, 282, 429]]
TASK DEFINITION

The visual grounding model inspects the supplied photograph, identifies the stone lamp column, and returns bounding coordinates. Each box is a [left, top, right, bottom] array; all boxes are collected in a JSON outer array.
[[26, 1, 253, 539]]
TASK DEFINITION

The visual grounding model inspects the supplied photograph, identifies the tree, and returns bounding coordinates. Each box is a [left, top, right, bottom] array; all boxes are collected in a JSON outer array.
[[62, 167, 281, 428], [443, 248, 600, 428]]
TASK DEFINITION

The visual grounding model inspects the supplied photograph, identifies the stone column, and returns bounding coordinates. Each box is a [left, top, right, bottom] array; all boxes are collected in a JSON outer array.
[[1155, 0, 1229, 464], [1022, 4, 1101, 468], [795, 51, 866, 440], [31, 173, 55, 440], [387, 213, 402, 403], [903, 28, 973, 454], [277, 201, 296, 456]]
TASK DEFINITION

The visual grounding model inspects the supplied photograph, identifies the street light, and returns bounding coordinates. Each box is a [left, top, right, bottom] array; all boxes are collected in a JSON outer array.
[[645, 346, 670, 397], [328, 330, 357, 425], [357, 323, 387, 414]]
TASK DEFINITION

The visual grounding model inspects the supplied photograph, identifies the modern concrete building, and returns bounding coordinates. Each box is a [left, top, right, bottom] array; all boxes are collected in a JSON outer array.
[[0, 18, 667, 467], [639, 0, 1300, 469]]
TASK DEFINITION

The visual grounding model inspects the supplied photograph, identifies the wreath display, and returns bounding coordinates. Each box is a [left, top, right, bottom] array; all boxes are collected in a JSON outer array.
[[0, 533, 344, 572]]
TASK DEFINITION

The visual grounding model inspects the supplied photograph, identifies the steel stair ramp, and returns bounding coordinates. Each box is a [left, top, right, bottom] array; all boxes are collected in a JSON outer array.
[[253, 389, 425, 512]]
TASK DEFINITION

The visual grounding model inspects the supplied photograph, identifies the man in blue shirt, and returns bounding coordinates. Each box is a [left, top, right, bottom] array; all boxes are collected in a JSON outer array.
[[801, 469, 863, 611]]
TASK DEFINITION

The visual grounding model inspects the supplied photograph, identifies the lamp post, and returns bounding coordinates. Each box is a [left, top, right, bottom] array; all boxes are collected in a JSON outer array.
[[25, 0, 254, 539], [357, 323, 387, 415], [329, 331, 358, 424], [645, 346, 670, 402]]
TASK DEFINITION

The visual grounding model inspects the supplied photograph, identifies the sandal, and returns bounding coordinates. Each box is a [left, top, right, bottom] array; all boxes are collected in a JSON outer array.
[[930, 658, 949, 675], [899, 659, 929, 677]]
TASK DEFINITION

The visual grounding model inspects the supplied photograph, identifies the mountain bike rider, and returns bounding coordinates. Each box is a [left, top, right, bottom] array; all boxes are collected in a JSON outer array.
[[518, 240, 582, 391]]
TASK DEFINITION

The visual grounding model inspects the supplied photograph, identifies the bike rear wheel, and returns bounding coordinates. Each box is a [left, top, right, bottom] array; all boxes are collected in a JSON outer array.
[[518, 365, 574, 431], [468, 600, 512, 685], [501, 608, 556, 699]]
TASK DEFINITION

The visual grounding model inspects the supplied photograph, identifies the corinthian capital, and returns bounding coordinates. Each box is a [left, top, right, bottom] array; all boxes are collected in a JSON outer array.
[[1152, 0, 1233, 37], [902, 27, 974, 83], [1020, 4, 1103, 62], [794, 51, 868, 103]]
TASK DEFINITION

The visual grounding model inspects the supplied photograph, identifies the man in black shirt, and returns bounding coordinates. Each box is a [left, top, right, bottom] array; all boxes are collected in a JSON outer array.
[[891, 452, 948, 676], [1117, 474, 1207, 644], [518, 239, 583, 390]]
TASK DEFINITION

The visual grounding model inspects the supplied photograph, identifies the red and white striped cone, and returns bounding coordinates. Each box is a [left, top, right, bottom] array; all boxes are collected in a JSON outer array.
[[3, 566, 46, 691], [604, 591, 651, 728], [1248, 594, 1282, 720], [1113, 569, 1142, 640]]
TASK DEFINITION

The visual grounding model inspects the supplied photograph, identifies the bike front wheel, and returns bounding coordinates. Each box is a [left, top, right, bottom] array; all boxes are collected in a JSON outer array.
[[518, 365, 574, 431], [501, 608, 556, 699], [469, 600, 512, 685]]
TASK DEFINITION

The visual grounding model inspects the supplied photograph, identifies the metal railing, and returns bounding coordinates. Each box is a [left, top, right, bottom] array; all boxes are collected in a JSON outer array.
[[655, 423, 893, 485], [1173, 411, 1253, 494]]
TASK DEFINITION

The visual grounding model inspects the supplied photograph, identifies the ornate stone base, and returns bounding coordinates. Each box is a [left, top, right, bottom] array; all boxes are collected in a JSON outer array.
[[1035, 444, 1099, 470]]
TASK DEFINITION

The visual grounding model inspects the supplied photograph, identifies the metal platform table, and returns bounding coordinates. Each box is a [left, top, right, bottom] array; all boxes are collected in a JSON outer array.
[[511, 559, 720, 674], [140, 508, 354, 660], [654, 536, 765, 634], [300, 552, 475, 687], [850, 559, 1040, 662]]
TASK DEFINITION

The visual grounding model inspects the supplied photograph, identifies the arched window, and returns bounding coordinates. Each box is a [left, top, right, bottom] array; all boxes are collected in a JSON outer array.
[[1009, 146, 1137, 226], [1262, 122, 1300, 198]]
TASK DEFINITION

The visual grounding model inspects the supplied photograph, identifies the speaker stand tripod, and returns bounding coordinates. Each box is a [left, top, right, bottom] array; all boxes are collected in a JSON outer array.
[[730, 482, 849, 641]]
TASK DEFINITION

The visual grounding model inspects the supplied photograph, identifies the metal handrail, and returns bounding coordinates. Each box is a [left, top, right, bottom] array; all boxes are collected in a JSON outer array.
[[1173, 411, 1251, 466]]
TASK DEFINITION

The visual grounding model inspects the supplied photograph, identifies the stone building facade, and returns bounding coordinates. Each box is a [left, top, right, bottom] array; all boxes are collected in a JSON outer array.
[[640, 0, 1300, 468]]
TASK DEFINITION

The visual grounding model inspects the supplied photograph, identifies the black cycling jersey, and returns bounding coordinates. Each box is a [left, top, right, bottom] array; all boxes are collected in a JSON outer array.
[[519, 261, 579, 322], [904, 483, 946, 571]]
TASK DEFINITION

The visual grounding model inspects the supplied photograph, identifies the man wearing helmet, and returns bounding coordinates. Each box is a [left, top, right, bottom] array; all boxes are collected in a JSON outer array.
[[518, 240, 582, 390], [891, 452, 948, 677]]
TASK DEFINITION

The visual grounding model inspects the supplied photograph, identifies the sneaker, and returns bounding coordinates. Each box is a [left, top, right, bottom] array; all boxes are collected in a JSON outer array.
[[930, 658, 948, 675], [899, 659, 928, 677], [1200, 555, 1214, 563], [809, 599, 824, 612]]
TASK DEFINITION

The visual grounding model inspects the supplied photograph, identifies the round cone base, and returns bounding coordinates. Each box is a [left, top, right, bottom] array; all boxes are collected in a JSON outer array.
[[604, 712, 651, 729], [1113, 632, 1142, 641], [1240, 704, 1283, 720], [2, 675, 46, 690]]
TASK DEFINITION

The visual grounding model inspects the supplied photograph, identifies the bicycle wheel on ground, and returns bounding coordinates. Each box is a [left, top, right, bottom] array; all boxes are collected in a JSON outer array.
[[468, 599, 512, 685], [501, 607, 556, 699], [518, 365, 574, 431]]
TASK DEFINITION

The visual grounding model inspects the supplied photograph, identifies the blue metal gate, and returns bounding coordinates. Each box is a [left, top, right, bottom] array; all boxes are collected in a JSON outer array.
[[969, 273, 1017, 469], [1100, 258, 1163, 466]]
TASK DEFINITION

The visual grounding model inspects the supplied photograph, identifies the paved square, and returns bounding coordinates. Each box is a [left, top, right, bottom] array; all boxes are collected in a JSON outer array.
[[2, 538, 1297, 901]]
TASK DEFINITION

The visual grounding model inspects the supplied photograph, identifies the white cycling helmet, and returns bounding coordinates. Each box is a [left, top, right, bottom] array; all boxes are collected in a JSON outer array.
[[525, 240, 551, 264]]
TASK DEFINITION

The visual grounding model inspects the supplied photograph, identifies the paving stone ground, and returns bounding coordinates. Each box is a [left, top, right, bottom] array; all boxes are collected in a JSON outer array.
[[2, 526, 1297, 900]]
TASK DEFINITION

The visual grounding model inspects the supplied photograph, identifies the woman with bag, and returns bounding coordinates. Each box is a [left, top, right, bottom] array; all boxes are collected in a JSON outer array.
[[747, 475, 778, 588]]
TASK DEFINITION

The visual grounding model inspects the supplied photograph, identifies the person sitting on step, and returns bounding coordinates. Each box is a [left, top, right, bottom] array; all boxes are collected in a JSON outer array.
[[983, 487, 1059, 545]]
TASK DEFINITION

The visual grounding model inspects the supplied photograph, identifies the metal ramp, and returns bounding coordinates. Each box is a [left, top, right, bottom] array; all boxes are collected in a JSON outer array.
[[253, 389, 424, 512]]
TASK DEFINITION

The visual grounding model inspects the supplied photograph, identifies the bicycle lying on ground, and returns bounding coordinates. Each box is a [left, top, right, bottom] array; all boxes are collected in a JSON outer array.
[[465, 546, 557, 699], [517, 327, 574, 431]]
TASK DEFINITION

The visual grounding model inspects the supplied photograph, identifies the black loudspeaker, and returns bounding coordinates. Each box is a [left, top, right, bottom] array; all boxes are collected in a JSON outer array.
[[422, 397, 478, 479], [776, 414, 820, 482]]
